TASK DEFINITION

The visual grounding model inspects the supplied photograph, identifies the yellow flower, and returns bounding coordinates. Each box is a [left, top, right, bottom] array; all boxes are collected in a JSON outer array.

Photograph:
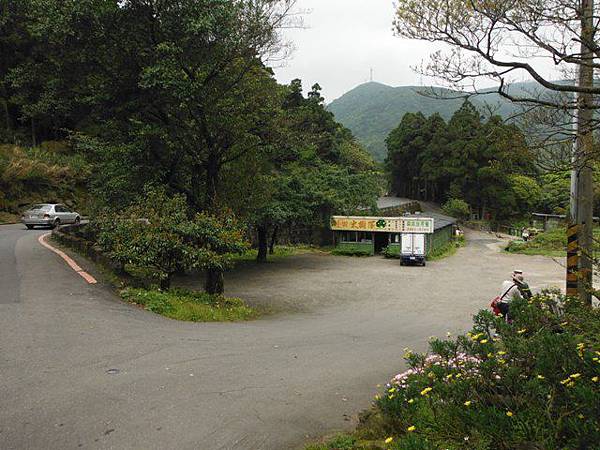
[[388, 387, 397, 393], [506, 411, 513, 417], [388, 394, 395, 399], [471, 333, 484, 341], [567, 381, 575, 388], [537, 375, 545, 380], [497, 351, 507, 356], [407, 425, 416, 432], [455, 373, 462, 378], [385, 437, 393, 444], [560, 378, 571, 385], [446, 374, 453, 379], [592, 376, 599, 382], [408, 398, 415, 404], [578, 414, 585, 419], [517, 329, 527, 334], [498, 359, 506, 365], [375, 394, 381, 400], [487, 353, 493, 358], [464, 400, 472, 407], [560, 321, 568, 326], [480, 339, 488, 344], [420, 387, 433, 396], [570, 373, 581, 379]]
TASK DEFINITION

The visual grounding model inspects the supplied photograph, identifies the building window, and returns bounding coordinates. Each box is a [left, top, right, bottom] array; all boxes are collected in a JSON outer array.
[[358, 232, 372, 243], [339, 231, 372, 243]]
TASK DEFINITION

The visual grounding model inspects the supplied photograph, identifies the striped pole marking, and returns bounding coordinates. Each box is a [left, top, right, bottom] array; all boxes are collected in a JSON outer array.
[[566, 224, 579, 296], [38, 233, 97, 284]]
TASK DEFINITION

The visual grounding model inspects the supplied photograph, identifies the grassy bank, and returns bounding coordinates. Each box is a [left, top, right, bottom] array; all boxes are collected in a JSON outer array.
[[0, 211, 19, 224], [120, 288, 256, 322], [306, 293, 600, 449], [506, 227, 600, 257], [0, 143, 90, 219]]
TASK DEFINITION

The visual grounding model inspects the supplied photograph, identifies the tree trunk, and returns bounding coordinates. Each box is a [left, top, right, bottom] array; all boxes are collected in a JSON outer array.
[[269, 226, 278, 255], [31, 117, 36, 147], [203, 151, 226, 295], [205, 268, 224, 295], [160, 274, 171, 291], [205, 152, 219, 209], [2, 98, 10, 135], [570, 0, 595, 305], [257, 225, 268, 263]]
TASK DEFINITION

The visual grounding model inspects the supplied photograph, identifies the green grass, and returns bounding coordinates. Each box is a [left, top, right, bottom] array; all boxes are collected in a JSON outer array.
[[428, 236, 466, 261], [231, 245, 314, 263], [120, 288, 256, 322], [505, 227, 600, 257], [305, 434, 358, 450]]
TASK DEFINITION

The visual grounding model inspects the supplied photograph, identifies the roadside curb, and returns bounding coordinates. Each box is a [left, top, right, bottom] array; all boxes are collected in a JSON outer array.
[[38, 233, 97, 284]]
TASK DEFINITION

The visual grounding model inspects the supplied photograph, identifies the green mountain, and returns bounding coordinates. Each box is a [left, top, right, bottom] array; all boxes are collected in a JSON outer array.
[[327, 81, 551, 162]]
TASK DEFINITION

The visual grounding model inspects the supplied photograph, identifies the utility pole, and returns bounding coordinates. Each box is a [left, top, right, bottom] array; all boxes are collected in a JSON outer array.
[[568, 0, 595, 304], [370, 68, 373, 82]]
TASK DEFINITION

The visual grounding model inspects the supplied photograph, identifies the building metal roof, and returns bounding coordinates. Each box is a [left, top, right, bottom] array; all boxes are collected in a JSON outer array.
[[376, 196, 413, 209], [402, 211, 457, 231]]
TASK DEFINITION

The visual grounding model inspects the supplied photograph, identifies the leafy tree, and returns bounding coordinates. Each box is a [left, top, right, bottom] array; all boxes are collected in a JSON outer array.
[[442, 198, 470, 221], [94, 186, 248, 291], [509, 174, 542, 216]]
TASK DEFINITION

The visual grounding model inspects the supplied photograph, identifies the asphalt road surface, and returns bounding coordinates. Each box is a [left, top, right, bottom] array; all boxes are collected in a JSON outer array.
[[0, 224, 564, 450]]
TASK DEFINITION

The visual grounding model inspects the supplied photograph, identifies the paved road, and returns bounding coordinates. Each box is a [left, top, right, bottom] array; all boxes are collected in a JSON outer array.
[[0, 225, 564, 450]]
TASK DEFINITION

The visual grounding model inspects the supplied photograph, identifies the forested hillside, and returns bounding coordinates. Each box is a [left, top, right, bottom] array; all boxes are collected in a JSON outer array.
[[328, 81, 554, 161]]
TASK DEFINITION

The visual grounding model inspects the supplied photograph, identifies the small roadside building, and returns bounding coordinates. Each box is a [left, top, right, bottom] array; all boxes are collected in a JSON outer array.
[[331, 212, 457, 257]]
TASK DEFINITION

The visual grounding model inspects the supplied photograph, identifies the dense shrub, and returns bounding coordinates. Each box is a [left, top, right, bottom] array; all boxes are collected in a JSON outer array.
[[383, 245, 401, 259], [312, 293, 600, 449], [331, 247, 372, 257], [372, 294, 600, 449]]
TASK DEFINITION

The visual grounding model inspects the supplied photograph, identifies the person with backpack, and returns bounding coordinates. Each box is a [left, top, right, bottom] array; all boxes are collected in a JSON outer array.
[[514, 274, 533, 300], [494, 271, 524, 322]]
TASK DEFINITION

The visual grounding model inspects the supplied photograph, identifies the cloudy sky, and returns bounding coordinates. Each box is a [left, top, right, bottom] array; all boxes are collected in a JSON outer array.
[[271, 0, 558, 103]]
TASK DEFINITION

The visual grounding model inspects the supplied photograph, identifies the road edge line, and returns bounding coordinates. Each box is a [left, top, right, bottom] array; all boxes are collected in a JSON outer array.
[[38, 233, 98, 285]]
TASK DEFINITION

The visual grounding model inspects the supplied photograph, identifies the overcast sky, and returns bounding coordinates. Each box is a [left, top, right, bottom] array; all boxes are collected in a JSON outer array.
[[271, 0, 558, 103]]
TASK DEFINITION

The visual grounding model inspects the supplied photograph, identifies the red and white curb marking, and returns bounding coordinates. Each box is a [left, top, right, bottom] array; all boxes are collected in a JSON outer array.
[[38, 233, 97, 284]]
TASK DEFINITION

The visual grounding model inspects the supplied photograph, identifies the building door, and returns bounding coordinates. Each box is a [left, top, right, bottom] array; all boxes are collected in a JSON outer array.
[[374, 233, 389, 254]]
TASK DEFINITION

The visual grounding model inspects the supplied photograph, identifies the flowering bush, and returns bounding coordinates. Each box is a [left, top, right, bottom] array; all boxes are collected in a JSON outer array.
[[313, 292, 600, 449]]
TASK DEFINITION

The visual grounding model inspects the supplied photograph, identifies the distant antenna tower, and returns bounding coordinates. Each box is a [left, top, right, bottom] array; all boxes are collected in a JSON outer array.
[[370, 68, 374, 82]]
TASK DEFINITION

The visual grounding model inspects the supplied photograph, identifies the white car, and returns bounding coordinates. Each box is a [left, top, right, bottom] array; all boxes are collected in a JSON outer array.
[[21, 203, 81, 229]]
